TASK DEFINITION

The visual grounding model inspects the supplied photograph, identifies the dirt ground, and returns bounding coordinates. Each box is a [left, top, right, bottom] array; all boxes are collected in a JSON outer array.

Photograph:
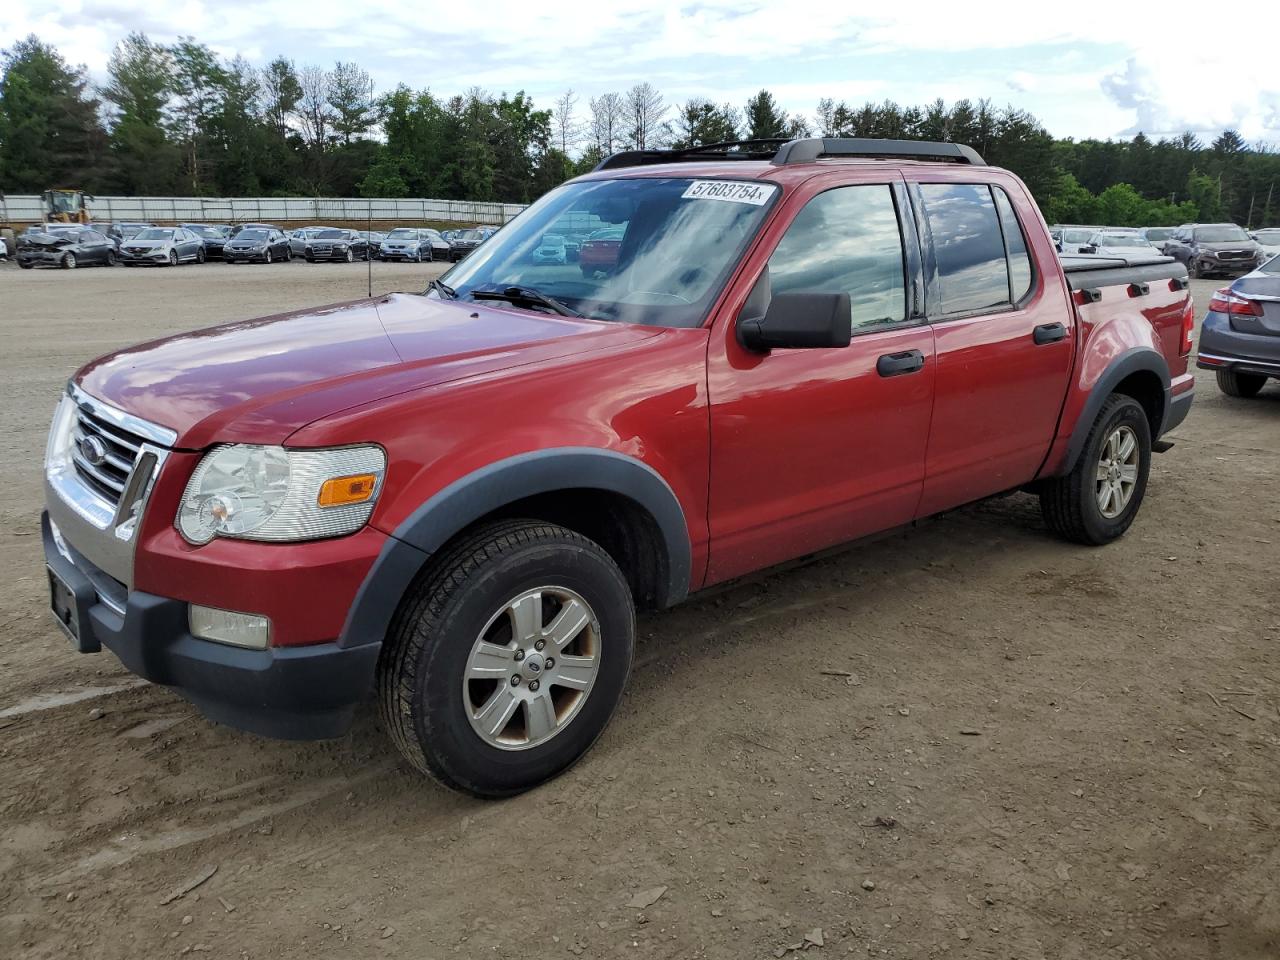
[[1, 259, 1277, 960]]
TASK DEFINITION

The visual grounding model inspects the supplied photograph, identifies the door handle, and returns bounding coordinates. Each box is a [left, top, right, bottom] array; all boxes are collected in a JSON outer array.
[[876, 349, 925, 377], [1033, 322, 1069, 345]]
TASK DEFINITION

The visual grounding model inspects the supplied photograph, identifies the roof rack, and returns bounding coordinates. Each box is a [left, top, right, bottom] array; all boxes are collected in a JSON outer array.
[[593, 137, 986, 172]]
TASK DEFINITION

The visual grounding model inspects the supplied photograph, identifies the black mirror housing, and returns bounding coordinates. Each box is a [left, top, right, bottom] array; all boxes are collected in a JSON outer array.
[[739, 291, 852, 351]]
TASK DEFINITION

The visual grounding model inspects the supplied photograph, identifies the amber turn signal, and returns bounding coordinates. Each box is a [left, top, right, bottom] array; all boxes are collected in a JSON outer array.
[[317, 474, 378, 508]]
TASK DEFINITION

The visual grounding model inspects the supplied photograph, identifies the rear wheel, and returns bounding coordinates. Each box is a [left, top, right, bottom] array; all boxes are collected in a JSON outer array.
[[1039, 393, 1152, 545], [1216, 369, 1268, 397], [378, 520, 635, 797]]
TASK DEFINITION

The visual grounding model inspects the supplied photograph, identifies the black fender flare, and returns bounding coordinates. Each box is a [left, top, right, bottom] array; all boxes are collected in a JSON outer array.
[[1063, 348, 1171, 472], [338, 448, 692, 649]]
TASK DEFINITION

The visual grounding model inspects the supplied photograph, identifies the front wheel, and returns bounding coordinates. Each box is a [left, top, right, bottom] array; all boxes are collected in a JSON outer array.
[[1216, 369, 1268, 397], [378, 520, 635, 797], [167, 250, 178, 267], [1039, 393, 1152, 545], [264, 249, 273, 264], [61, 252, 77, 269], [196, 247, 206, 264], [106, 251, 117, 266], [1188, 258, 1202, 279]]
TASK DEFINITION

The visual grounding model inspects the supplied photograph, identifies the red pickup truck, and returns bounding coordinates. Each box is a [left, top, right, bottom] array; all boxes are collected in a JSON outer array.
[[43, 138, 1195, 797]]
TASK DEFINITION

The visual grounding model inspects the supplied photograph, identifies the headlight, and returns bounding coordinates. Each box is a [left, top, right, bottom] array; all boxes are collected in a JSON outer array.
[[177, 444, 385, 545]]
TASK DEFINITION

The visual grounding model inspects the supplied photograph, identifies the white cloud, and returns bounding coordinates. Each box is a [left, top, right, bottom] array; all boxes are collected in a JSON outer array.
[[2, 0, 1277, 141]]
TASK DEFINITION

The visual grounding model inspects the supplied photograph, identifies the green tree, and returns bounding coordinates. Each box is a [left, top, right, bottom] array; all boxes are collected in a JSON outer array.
[[743, 90, 788, 140], [101, 32, 179, 193], [670, 99, 739, 148], [328, 61, 375, 145], [0, 36, 108, 191]]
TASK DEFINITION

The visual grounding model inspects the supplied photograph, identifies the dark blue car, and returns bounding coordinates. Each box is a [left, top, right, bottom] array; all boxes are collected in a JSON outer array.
[[1197, 255, 1280, 396]]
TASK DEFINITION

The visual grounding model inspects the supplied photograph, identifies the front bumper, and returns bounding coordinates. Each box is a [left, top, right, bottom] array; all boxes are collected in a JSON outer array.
[[1197, 257, 1264, 276], [42, 511, 381, 739], [17, 250, 65, 265], [224, 249, 269, 262], [120, 251, 168, 263], [307, 249, 355, 261]]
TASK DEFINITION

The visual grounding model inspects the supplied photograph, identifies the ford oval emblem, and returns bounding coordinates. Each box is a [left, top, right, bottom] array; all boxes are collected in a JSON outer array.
[[78, 435, 108, 467]]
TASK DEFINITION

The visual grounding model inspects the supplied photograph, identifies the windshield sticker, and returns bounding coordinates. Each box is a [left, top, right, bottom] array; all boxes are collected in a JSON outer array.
[[681, 180, 776, 206]]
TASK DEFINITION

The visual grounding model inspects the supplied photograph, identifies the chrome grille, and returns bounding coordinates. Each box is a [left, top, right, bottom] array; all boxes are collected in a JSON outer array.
[[71, 408, 146, 507]]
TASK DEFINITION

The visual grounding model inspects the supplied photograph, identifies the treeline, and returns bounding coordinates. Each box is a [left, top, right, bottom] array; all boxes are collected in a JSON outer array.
[[1, 33, 1278, 227]]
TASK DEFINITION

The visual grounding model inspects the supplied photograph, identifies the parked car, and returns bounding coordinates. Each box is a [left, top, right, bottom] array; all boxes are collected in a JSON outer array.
[[448, 227, 491, 261], [1196, 255, 1280, 397], [1057, 225, 1101, 255], [41, 137, 1194, 797], [379, 228, 451, 262], [356, 231, 386, 255], [223, 227, 291, 263], [579, 226, 625, 276], [16, 227, 116, 269], [532, 233, 568, 265], [1140, 226, 1176, 246], [1079, 231, 1158, 258], [304, 229, 369, 263], [1250, 228, 1280, 262], [1161, 223, 1264, 278], [288, 227, 334, 259], [107, 221, 156, 247], [181, 223, 229, 259], [229, 222, 282, 239], [119, 227, 208, 267]]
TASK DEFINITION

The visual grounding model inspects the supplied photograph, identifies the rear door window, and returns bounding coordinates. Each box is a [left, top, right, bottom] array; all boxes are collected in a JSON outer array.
[[919, 183, 1009, 315], [767, 184, 908, 332]]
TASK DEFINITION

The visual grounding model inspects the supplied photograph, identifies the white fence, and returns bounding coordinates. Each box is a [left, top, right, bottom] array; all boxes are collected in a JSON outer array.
[[0, 195, 527, 226]]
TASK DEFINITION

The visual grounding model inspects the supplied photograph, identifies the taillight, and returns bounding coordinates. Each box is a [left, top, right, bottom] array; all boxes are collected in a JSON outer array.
[[1207, 287, 1263, 317], [1181, 299, 1195, 356]]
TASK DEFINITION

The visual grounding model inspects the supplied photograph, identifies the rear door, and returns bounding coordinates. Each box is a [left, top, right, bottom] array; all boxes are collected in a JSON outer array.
[[907, 177, 1075, 516], [706, 173, 936, 584]]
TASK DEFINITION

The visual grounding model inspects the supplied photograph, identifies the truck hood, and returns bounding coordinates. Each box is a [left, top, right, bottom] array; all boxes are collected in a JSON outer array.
[[75, 293, 658, 448]]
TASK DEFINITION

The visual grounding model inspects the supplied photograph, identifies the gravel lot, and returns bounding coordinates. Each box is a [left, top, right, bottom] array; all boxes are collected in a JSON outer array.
[[1, 261, 1277, 959]]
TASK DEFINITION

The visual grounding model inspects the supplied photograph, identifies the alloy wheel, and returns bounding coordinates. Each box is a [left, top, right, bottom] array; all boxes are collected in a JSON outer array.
[[463, 586, 601, 751], [1096, 425, 1139, 519]]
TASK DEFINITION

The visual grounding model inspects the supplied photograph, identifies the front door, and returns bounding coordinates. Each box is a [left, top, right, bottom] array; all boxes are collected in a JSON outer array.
[[706, 175, 936, 585]]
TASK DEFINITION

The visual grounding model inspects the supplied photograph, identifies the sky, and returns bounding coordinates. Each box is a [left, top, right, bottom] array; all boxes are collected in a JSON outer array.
[[4, 0, 1279, 146]]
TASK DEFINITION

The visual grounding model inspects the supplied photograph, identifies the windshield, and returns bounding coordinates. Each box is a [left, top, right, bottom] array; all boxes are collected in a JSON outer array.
[[316, 230, 346, 239], [188, 226, 221, 239], [134, 229, 174, 241], [459, 229, 485, 241], [1096, 234, 1150, 248], [1064, 230, 1093, 243], [238, 229, 269, 241], [1195, 225, 1249, 242], [387, 229, 418, 239], [1144, 227, 1175, 241], [439, 177, 778, 328], [1254, 229, 1280, 243]]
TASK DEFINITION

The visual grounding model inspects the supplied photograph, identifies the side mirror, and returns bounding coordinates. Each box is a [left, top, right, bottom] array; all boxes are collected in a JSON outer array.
[[738, 291, 852, 352]]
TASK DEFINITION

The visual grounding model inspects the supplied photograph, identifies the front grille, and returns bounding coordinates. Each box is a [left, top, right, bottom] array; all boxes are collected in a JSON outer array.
[[1218, 250, 1251, 260], [71, 408, 147, 507]]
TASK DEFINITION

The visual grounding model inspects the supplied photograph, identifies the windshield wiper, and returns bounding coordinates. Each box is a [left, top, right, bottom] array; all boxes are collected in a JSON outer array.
[[469, 284, 581, 318], [427, 278, 456, 299]]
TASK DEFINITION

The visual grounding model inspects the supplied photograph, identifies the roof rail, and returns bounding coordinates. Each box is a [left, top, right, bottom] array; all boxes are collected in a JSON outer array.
[[593, 139, 793, 172], [593, 137, 986, 172], [772, 138, 985, 166]]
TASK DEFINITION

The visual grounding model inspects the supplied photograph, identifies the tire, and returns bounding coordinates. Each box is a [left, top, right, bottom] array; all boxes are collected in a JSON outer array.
[[344, 248, 354, 263], [19, 261, 33, 269], [1039, 393, 1152, 546], [1216, 369, 1268, 398], [106, 251, 117, 267], [196, 247, 206, 264], [166, 250, 178, 267], [284, 247, 292, 262], [1188, 258, 1202, 279], [305, 254, 314, 263], [265, 249, 273, 264], [378, 519, 636, 798], [62, 252, 77, 269]]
